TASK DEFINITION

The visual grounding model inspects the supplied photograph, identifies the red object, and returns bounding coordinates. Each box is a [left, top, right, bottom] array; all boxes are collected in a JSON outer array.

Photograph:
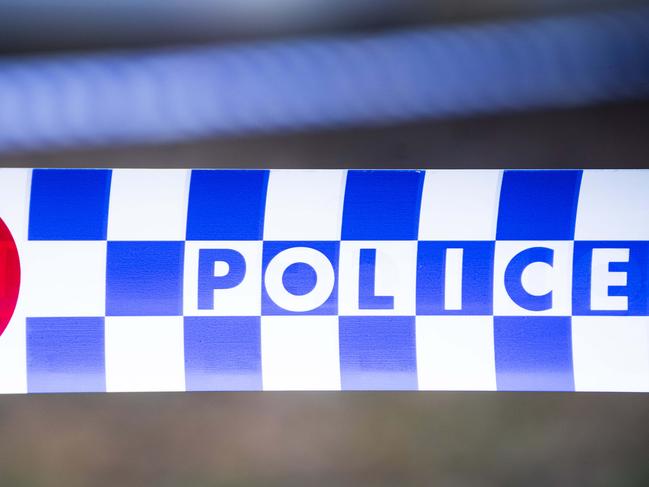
[[0, 217, 20, 337]]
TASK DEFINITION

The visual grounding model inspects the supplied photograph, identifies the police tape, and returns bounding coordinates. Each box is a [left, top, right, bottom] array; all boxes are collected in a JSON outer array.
[[0, 168, 648, 393], [1, 7, 648, 153]]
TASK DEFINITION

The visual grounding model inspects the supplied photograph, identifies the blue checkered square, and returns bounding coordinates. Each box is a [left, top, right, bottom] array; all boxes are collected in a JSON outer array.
[[339, 316, 418, 390], [342, 170, 424, 240], [184, 316, 262, 391], [416, 241, 495, 315], [186, 170, 269, 240], [494, 316, 574, 391], [497, 170, 582, 240], [106, 241, 185, 316], [27, 317, 106, 393], [29, 169, 112, 240]]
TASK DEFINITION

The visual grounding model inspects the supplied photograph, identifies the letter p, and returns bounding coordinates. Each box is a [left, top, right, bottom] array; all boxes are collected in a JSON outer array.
[[198, 249, 246, 310]]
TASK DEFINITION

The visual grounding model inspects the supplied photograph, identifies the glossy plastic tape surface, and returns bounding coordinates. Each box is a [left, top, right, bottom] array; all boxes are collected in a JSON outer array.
[[0, 168, 648, 393]]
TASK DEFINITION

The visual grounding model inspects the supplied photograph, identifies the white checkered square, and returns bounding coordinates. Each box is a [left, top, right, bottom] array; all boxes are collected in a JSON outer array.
[[263, 169, 346, 241], [418, 169, 501, 240], [0, 168, 31, 242], [22, 241, 107, 317], [0, 313, 26, 394], [416, 316, 496, 390], [107, 169, 190, 241], [572, 316, 649, 392], [105, 316, 185, 392], [575, 170, 649, 240], [261, 316, 340, 390]]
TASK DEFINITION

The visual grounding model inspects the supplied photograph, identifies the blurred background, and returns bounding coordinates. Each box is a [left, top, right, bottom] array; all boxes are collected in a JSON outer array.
[[1, 0, 649, 485]]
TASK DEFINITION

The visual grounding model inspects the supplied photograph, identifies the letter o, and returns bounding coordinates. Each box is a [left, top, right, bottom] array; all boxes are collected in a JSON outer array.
[[264, 247, 335, 312]]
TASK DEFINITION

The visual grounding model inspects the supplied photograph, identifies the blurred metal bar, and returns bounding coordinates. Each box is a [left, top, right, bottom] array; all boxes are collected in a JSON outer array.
[[0, 7, 648, 154]]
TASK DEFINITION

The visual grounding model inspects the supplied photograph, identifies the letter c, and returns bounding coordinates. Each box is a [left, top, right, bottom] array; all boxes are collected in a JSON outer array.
[[504, 247, 554, 311]]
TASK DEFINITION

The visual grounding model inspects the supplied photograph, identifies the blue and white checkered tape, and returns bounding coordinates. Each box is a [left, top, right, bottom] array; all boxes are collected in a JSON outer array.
[[0, 168, 648, 393]]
